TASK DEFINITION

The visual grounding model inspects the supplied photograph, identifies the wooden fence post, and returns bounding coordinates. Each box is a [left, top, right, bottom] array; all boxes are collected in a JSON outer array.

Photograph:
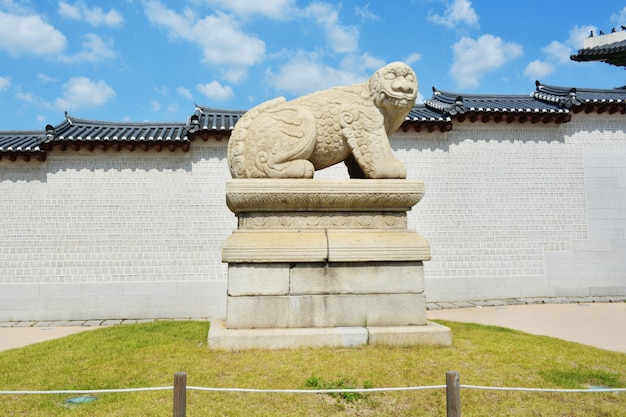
[[446, 370, 461, 417], [173, 372, 187, 417]]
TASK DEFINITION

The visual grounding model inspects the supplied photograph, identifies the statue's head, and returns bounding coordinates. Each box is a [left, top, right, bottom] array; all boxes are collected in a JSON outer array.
[[369, 62, 418, 112]]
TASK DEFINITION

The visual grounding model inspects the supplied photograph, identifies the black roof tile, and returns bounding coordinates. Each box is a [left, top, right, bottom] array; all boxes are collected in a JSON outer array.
[[0, 131, 44, 152], [406, 105, 451, 122], [0, 131, 46, 161], [427, 87, 569, 115], [46, 114, 188, 143], [190, 106, 245, 133], [403, 104, 453, 132], [570, 37, 626, 67], [533, 82, 626, 113]]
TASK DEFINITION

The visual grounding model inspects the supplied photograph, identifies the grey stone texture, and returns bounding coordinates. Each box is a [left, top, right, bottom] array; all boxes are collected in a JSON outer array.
[[226, 293, 427, 329], [214, 178, 450, 349]]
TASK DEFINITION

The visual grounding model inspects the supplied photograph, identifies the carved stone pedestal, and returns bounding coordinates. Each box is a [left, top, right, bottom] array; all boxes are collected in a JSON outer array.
[[208, 179, 451, 350]]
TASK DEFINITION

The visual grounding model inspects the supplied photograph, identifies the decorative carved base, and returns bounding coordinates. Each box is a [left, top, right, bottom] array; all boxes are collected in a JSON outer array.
[[211, 179, 451, 350]]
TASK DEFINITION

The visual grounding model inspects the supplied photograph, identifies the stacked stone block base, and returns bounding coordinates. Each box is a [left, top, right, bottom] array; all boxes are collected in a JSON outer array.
[[226, 262, 427, 328], [208, 320, 452, 350], [208, 179, 451, 350]]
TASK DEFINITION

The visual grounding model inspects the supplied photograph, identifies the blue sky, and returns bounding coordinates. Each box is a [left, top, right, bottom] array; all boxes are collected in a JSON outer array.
[[1, 0, 625, 130]]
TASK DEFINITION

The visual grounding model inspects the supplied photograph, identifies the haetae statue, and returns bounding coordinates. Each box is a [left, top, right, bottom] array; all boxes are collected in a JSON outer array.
[[228, 62, 417, 179]]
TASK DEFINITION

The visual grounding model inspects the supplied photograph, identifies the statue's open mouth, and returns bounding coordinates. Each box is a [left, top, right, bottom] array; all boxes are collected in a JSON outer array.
[[386, 92, 415, 102], [385, 95, 413, 107]]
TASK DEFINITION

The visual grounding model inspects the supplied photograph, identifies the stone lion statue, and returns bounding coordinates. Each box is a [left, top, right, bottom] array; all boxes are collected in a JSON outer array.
[[228, 62, 417, 179]]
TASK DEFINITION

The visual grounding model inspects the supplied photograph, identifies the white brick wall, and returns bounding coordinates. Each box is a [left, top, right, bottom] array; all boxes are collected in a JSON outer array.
[[1, 114, 625, 320], [394, 114, 625, 301], [542, 115, 626, 298], [0, 142, 232, 320]]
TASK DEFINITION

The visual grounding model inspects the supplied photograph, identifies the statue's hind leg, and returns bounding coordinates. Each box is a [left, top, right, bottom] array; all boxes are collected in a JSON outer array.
[[263, 159, 315, 178]]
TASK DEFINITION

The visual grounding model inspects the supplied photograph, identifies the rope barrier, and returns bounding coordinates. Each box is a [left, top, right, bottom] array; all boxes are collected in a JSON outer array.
[[0, 387, 173, 395], [1, 384, 624, 396], [461, 385, 626, 393], [186, 385, 447, 393]]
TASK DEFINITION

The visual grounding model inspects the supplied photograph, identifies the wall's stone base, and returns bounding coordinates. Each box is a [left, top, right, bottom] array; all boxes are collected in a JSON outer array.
[[0, 281, 227, 321], [208, 319, 451, 351], [213, 179, 451, 349]]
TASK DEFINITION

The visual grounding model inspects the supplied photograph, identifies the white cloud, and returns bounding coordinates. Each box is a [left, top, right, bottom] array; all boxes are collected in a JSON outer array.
[[541, 40, 572, 64], [340, 52, 385, 74], [54, 76, 116, 111], [403, 53, 423, 65], [429, 0, 479, 29], [58, 33, 117, 64], [201, 0, 296, 20], [57, 1, 80, 20], [266, 51, 367, 97], [522, 24, 595, 81], [415, 91, 425, 104], [0, 11, 117, 64], [450, 34, 522, 89], [150, 100, 162, 111], [177, 87, 193, 100], [38, 73, 59, 84], [304, 2, 359, 54], [523, 60, 555, 80], [0, 11, 67, 56], [197, 81, 234, 101], [567, 24, 596, 51], [154, 86, 169, 96], [355, 4, 378, 20], [0, 0, 31, 14], [58, 1, 124, 27], [0, 76, 10, 91], [15, 91, 50, 108], [144, 1, 265, 81], [611, 6, 626, 26]]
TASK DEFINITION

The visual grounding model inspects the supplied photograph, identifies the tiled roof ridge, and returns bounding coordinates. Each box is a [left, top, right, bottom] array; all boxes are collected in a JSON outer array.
[[35, 112, 192, 155], [534, 81, 626, 114], [194, 105, 246, 114], [569, 30, 626, 67], [3, 82, 626, 162], [424, 86, 570, 122], [189, 106, 245, 139], [431, 87, 533, 100], [61, 113, 187, 127], [0, 129, 46, 135], [535, 81, 626, 96]]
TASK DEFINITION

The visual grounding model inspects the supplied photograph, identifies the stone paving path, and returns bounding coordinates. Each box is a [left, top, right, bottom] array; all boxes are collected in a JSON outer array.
[[0, 318, 204, 328], [428, 297, 626, 353], [426, 295, 626, 311]]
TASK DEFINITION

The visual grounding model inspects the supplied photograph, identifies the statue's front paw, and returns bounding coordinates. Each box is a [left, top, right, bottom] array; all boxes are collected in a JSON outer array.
[[268, 159, 315, 178]]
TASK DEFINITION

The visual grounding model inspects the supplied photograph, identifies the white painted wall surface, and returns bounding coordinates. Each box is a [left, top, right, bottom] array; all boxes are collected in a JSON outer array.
[[1, 114, 624, 320]]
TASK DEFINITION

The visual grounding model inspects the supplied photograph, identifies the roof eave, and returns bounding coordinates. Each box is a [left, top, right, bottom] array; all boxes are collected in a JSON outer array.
[[40, 139, 191, 153], [0, 151, 47, 162], [452, 111, 571, 125]]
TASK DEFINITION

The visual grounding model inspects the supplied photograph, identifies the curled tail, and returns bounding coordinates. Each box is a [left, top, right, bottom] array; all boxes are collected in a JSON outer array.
[[228, 97, 287, 178]]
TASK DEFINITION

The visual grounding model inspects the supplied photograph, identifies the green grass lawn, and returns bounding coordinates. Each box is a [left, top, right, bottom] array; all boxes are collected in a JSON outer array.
[[0, 320, 624, 416]]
